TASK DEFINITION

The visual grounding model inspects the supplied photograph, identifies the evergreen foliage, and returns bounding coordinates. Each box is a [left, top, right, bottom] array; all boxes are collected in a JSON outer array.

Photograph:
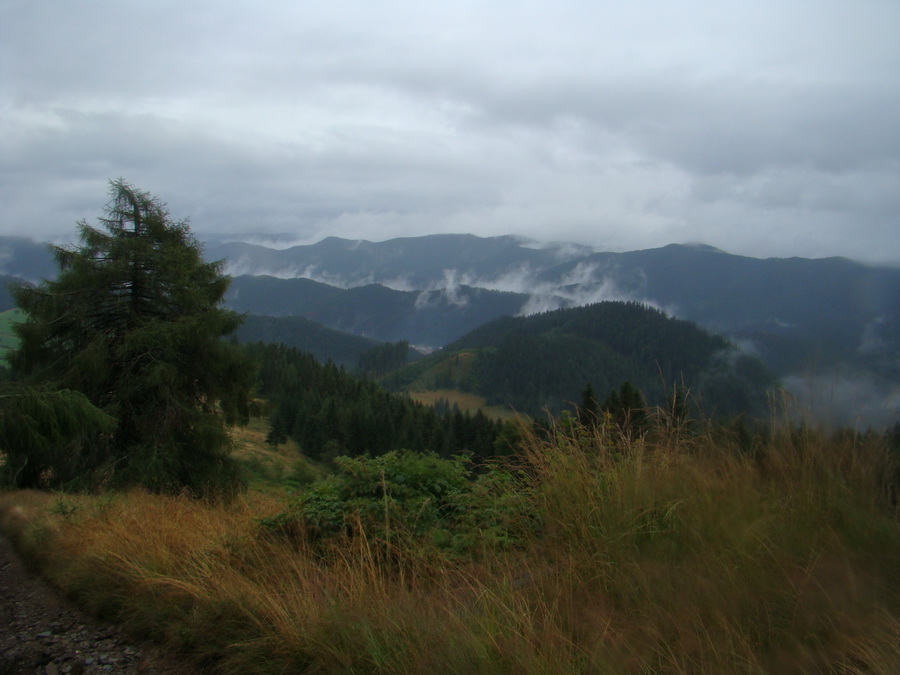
[[265, 449, 535, 555], [392, 301, 777, 418], [234, 313, 379, 367], [355, 340, 410, 377], [601, 381, 649, 437], [0, 385, 115, 488], [576, 382, 600, 428], [6, 180, 255, 493], [248, 343, 503, 464]]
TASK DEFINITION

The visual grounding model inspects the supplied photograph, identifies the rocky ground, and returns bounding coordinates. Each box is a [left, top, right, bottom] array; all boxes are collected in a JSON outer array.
[[0, 535, 197, 675]]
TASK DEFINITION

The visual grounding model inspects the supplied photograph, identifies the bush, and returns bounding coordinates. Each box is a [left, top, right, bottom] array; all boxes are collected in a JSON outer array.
[[263, 450, 536, 555]]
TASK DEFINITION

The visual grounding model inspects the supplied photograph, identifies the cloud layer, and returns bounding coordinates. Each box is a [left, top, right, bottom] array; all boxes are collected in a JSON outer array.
[[3, 0, 899, 263]]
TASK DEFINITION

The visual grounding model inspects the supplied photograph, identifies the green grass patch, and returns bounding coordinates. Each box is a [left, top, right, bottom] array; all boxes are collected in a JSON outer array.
[[230, 417, 325, 492], [0, 308, 24, 357]]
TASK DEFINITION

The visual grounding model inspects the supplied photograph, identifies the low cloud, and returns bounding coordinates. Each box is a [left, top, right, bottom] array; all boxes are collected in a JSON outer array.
[[781, 371, 900, 430], [405, 261, 661, 317], [2, 1, 899, 264], [415, 270, 472, 309]]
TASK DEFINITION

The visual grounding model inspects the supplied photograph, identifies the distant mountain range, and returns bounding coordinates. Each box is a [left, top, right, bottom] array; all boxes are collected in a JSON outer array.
[[210, 236, 898, 369], [224, 275, 526, 347], [211, 234, 900, 427], [204, 234, 593, 289], [0, 237, 58, 281], [2, 233, 898, 426]]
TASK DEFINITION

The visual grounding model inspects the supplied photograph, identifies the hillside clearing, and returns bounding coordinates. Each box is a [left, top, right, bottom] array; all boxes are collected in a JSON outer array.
[[408, 388, 516, 420]]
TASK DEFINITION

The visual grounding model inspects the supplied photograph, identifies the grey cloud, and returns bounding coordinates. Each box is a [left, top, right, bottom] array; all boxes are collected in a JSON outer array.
[[2, 1, 899, 264]]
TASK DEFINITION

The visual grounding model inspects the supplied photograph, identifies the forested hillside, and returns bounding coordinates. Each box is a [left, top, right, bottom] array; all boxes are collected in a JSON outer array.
[[2, 190, 898, 675], [3, 232, 895, 426], [235, 314, 381, 367], [540, 244, 900, 378], [249, 343, 505, 464], [388, 301, 775, 418]]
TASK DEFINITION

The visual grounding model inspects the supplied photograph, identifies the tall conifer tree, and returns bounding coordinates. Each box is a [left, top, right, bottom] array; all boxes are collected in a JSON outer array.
[[8, 180, 255, 493]]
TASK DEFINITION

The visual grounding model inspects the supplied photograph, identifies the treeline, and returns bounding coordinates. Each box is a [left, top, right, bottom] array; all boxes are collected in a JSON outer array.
[[235, 315, 419, 376], [248, 343, 506, 464]]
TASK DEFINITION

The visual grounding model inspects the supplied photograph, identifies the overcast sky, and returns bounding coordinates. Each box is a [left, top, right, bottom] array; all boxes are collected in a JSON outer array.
[[2, 0, 899, 263]]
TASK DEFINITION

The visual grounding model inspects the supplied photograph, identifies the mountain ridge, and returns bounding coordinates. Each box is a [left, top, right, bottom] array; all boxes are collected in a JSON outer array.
[[382, 300, 774, 419], [2, 233, 896, 426]]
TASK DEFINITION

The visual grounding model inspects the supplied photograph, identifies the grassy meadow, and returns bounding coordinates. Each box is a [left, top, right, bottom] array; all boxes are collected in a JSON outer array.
[[228, 416, 325, 491], [408, 388, 516, 420], [1, 413, 898, 674]]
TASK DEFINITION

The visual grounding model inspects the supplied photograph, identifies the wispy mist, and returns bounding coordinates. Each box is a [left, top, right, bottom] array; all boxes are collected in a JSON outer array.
[[782, 371, 900, 431]]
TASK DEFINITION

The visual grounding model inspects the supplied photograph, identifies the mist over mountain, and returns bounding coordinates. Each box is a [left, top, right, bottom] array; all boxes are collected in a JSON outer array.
[[223, 275, 527, 347], [205, 234, 592, 290], [207, 233, 898, 427], [2, 233, 897, 426], [540, 246, 899, 366], [210, 235, 898, 367], [384, 301, 775, 420]]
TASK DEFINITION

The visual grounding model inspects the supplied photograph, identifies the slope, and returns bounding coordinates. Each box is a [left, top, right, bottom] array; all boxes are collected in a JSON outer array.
[[224, 275, 527, 347], [386, 301, 775, 419], [540, 244, 900, 377]]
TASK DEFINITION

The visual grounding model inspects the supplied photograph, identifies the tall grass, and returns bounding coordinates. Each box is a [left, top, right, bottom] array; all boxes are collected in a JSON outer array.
[[1, 416, 898, 673]]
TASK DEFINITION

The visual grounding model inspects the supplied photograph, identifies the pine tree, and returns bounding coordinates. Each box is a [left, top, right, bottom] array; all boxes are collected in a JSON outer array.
[[8, 180, 255, 494], [602, 381, 648, 438], [577, 382, 599, 428], [266, 406, 290, 449]]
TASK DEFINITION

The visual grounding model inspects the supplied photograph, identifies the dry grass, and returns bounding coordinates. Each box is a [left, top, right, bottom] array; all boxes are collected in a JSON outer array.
[[408, 388, 515, 420], [408, 388, 489, 412], [1, 418, 898, 673]]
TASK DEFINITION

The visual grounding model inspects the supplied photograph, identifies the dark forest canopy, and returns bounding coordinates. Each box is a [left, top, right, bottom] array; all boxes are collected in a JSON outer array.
[[386, 301, 776, 419], [235, 313, 380, 368], [249, 343, 505, 464]]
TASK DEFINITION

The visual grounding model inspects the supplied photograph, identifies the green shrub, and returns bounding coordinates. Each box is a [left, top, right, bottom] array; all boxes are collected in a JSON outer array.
[[262, 450, 537, 555]]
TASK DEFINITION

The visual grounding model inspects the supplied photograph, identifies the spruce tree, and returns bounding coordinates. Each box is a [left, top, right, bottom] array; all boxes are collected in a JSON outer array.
[[602, 381, 648, 438], [0, 385, 115, 488], [8, 180, 255, 493], [577, 382, 600, 428]]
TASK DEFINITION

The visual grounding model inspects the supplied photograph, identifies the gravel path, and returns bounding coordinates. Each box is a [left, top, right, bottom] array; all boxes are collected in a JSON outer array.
[[0, 535, 198, 675]]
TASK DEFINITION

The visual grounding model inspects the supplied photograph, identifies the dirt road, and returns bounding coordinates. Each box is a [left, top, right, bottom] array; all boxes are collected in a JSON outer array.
[[0, 535, 196, 675]]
